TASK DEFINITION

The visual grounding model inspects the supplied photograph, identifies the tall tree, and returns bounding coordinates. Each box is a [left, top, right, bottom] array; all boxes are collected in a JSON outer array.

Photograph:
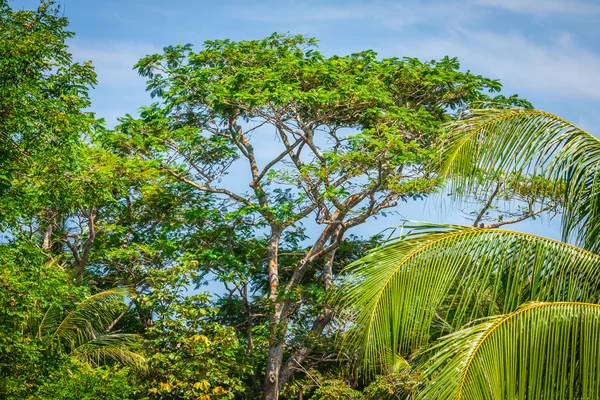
[[105, 34, 526, 398]]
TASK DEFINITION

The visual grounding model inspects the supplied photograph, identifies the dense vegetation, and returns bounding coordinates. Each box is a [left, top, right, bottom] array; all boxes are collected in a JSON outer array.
[[2, 2, 598, 399]]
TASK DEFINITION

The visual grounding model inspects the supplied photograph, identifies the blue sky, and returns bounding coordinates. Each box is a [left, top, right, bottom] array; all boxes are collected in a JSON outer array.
[[17, 0, 600, 241]]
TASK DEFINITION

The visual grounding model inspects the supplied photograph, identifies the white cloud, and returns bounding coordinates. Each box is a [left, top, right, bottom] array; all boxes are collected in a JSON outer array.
[[235, 1, 481, 29], [472, 0, 600, 15], [237, 0, 600, 101], [389, 29, 600, 101]]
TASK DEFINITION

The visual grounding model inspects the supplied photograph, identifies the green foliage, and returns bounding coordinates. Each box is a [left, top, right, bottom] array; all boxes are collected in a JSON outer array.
[[101, 33, 528, 397], [109, 33, 529, 232], [361, 373, 416, 399], [29, 362, 134, 400], [133, 264, 253, 399], [0, 244, 141, 398], [311, 381, 364, 399], [342, 105, 600, 397], [0, 244, 75, 397], [0, 0, 97, 226], [0, 2, 548, 397], [340, 223, 600, 374]]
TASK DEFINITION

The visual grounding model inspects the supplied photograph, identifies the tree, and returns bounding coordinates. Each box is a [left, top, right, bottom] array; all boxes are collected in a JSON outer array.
[[0, 0, 97, 234], [341, 109, 600, 398], [0, 0, 119, 285], [104, 33, 526, 398], [0, 244, 142, 399]]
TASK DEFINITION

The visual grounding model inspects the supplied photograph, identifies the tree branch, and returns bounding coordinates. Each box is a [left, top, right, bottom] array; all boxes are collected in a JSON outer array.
[[482, 207, 550, 229]]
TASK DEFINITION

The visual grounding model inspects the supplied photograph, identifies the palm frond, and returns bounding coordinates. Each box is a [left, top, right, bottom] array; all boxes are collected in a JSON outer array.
[[440, 108, 600, 252], [339, 223, 600, 373], [70, 333, 147, 371], [38, 287, 144, 368], [418, 302, 600, 399], [49, 287, 131, 345]]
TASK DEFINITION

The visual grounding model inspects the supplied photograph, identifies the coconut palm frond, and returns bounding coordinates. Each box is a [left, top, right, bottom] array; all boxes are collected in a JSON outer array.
[[70, 333, 147, 371], [49, 287, 131, 345], [418, 302, 600, 399], [440, 108, 600, 252], [339, 223, 600, 373], [35, 287, 143, 368]]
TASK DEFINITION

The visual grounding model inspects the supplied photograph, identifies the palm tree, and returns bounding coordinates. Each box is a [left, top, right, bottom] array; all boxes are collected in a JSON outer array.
[[31, 286, 145, 369], [340, 109, 600, 399]]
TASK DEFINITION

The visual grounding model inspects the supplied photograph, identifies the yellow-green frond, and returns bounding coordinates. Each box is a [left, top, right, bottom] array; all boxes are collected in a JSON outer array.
[[418, 302, 600, 399], [338, 223, 600, 374], [70, 333, 147, 371], [440, 108, 600, 252]]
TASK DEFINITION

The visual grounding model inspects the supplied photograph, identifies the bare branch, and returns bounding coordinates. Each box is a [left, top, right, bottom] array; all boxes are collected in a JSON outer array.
[[482, 207, 550, 229], [473, 180, 502, 227], [160, 163, 254, 207]]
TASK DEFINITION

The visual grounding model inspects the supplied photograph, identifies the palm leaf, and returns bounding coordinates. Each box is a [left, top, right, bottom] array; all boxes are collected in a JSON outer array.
[[339, 223, 600, 373], [49, 287, 131, 345], [418, 302, 600, 399], [440, 108, 600, 252], [70, 333, 146, 371], [38, 287, 145, 368]]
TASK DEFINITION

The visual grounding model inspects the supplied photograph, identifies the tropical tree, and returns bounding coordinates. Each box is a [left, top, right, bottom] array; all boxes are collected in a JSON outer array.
[[102, 34, 529, 399], [341, 109, 600, 399], [0, 0, 98, 237]]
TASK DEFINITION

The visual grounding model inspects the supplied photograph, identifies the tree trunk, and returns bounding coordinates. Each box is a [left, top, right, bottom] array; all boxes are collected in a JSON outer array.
[[42, 223, 53, 250], [264, 338, 285, 400], [263, 227, 340, 399], [277, 249, 337, 392], [264, 229, 283, 400]]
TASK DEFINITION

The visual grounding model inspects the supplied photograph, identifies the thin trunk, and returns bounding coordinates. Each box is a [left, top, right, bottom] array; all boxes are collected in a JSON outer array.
[[75, 259, 86, 283], [42, 223, 53, 250], [242, 282, 258, 390], [105, 300, 134, 333], [277, 248, 337, 392], [473, 180, 501, 227], [277, 311, 333, 392], [267, 229, 282, 303], [264, 229, 341, 399], [41, 208, 58, 263], [264, 228, 283, 400]]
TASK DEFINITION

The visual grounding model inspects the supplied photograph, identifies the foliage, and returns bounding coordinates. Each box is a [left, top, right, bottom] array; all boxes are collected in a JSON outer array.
[[135, 266, 253, 399], [0, 0, 97, 226], [340, 223, 600, 373], [311, 380, 364, 400], [2, 2, 557, 399], [342, 108, 600, 398], [0, 243, 140, 398], [0, 244, 74, 398], [361, 373, 416, 399], [28, 362, 134, 400], [100, 32, 527, 398]]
